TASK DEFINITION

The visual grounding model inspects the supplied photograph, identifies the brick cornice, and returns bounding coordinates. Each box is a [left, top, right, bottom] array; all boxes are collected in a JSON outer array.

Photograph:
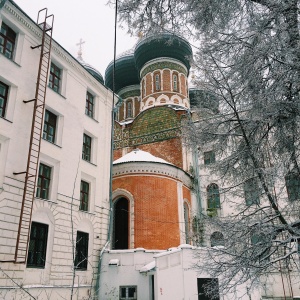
[[3, 1, 109, 94], [113, 161, 192, 187]]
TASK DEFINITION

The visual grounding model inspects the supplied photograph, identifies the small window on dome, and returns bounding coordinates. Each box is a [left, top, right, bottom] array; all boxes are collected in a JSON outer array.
[[173, 74, 178, 91], [127, 101, 133, 118], [154, 73, 160, 91]]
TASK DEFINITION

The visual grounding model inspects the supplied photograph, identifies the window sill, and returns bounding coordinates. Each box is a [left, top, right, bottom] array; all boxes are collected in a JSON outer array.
[[0, 52, 21, 67], [0, 116, 13, 123], [85, 114, 99, 123], [35, 197, 57, 204], [47, 87, 66, 99], [42, 138, 62, 148], [26, 265, 46, 269], [82, 159, 97, 167], [78, 210, 95, 216]]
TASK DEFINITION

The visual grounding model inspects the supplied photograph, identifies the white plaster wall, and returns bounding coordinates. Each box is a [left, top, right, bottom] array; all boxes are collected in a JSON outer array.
[[0, 1, 113, 298], [99, 249, 162, 300]]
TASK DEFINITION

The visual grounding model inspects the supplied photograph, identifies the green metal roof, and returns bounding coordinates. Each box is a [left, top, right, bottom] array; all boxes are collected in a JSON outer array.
[[82, 63, 104, 84], [134, 33, 193, 73], [105, 54, 139, 93]]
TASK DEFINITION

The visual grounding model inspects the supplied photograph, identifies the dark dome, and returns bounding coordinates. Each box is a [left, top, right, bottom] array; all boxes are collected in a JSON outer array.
[[189, 88, 219, 112], [134, 33, 193, 73], [105, 54, 139, 93], [81, 61, 104, 84]]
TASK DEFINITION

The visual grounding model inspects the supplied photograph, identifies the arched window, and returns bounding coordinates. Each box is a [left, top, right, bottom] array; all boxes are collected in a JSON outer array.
[[285, 171, 300, 201], [207, 183, 220, 209], [142, 79, 146, 98], [154, 73, 160, 91], [113, 197, 129, 249], [183, 202, 189, 244], [173, 74, 178, 91], [210, 231, 224, 247], [127, 101, 133, 118]]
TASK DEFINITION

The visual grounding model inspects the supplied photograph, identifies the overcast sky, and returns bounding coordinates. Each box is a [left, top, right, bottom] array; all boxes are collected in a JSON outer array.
[[14, 0, 137, 77]]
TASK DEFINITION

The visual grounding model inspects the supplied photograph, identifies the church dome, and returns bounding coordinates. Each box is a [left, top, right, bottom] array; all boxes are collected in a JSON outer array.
[[134, 33, 193, 74], [81, 61, 104, 84], [105, 51, 139, 93]]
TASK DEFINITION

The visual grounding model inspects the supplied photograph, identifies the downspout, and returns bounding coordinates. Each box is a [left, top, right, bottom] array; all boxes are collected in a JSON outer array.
[[95, 0, 118, 298], [187, 109, 204, 245]]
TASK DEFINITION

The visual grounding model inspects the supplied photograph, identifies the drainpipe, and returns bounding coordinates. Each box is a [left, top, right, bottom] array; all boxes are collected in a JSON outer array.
[[187, 109, 204, 246], [95, 0, 119, 298]]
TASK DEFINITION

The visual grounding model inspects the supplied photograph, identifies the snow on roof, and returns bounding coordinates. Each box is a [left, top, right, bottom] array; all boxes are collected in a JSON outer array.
[[113, 149, 172, 165], [140, 260, 156, 273]]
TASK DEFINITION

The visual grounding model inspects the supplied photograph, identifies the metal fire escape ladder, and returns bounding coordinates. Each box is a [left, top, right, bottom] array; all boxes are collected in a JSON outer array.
[[14, 9, 54, 263]]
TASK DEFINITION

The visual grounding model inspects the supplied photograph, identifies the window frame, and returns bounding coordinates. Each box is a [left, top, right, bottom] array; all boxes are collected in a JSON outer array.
[[82, 133, 92, 162], [36, 163, 52, 200], [74, 231, 89, 270], [43, 109, 57, 143], [204, 151, 216, 165], [27, 222, 48, 268], [154, 73, 161, 91], [0, 22, 16, 60], [244, 178, 260, 206], [127, 100, 133, 118], [285, 171, 300, 202], [119, 286, 137, 300], [49, 62, 61, 93], [210, 231, 225, 247], [0, 80, 9, 118], [173, 73, 178, 91], [85, 91, 94, 118], [80, 180, 89, 211], [207, 183, 221, 209], [183, 202, 190, 244]]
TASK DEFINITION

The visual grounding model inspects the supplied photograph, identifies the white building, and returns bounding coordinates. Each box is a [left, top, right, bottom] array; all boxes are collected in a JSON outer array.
[[0, 0, 113, 298], [1, 1, 299, 300]]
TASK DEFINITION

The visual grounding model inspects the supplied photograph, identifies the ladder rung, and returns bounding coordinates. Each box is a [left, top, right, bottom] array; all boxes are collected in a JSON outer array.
[[31, 44, 42, 49]]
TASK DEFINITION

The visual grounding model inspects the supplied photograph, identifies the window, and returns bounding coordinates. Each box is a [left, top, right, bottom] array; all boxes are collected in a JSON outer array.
[[285, 171, 300, 202], [85, 91, 94, 118], [0, 22, 16, 59], [173, 74, 178, 91], [36, 163, 51, 199], [27, 222, 48, 268], [49, 63, 61, 93], [127, 101, 133, 118], [75, 231, 89, 270], [0, 81, 9, 118], [210, 232, 225, 247], [197, 278, 220, 300], [244, 178, 260, 206], [154, 73, 160, 91], [120, 286, 137, 300], [82, 134, 92, 162], [184, 202, 189, 244], [207, 183, 220, 209], [43, 110, 57, 143], [113, 197, 129, 250], [80, 180, 89, 211], [204, 151, 215, 165]]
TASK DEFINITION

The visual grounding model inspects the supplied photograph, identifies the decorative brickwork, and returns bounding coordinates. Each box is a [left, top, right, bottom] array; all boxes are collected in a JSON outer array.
[[114, 107, 181, 149], [141, 61, 187, 78], [112, 174, 182, 249], [119, 89, 140, 99]]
